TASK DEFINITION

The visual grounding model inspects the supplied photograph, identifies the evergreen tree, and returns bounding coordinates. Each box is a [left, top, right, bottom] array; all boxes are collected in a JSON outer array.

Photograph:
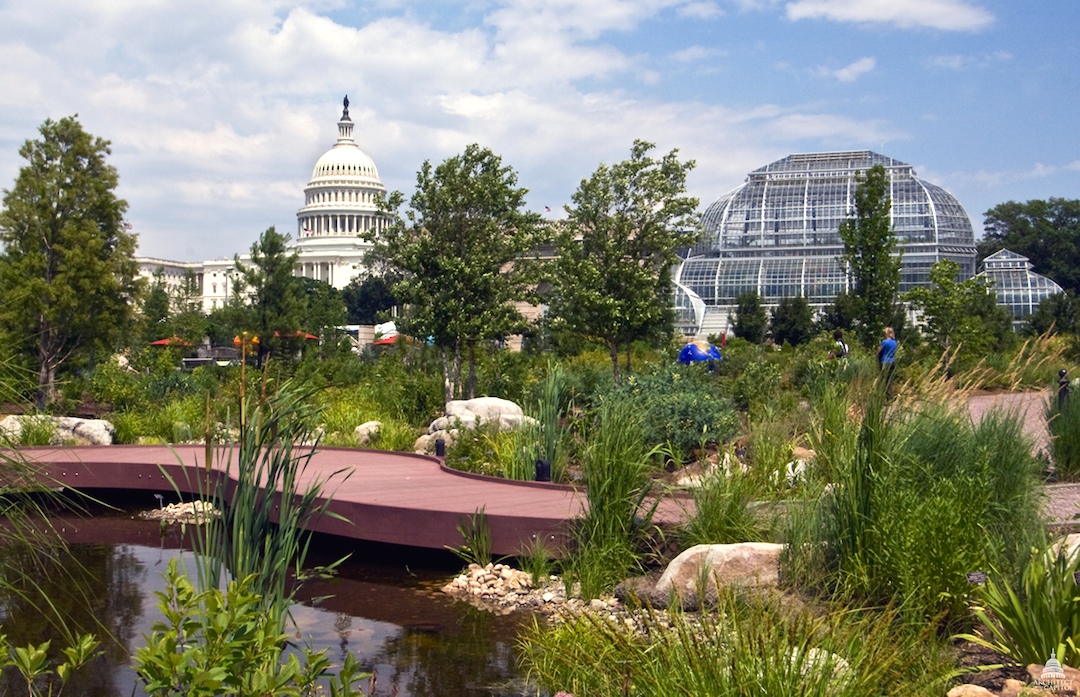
[[234, 227, 305, 366], [770, 295, 814, 346], [732, 291, 767, 344], [1025, 292, 1078, 336], [546, 140, 699, 384], [839, 165, 900, 348], [368, 144, 542, 400], [141, 269, 172, 344], [0, 116, 138, 408]]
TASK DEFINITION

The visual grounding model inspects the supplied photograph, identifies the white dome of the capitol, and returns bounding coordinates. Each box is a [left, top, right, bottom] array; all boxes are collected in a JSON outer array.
[[293, 96, 387, 288]]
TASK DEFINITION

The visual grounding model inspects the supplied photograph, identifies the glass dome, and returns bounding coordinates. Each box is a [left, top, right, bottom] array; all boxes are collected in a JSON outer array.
[[977, 249, 1064, 328], [675, 151, 977, 336]]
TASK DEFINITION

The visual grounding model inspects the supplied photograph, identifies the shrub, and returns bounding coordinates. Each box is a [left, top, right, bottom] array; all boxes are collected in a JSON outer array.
[[680, 469, 763, 547], [1048, 392, 1080, 480], [611, 366, 738, 462]]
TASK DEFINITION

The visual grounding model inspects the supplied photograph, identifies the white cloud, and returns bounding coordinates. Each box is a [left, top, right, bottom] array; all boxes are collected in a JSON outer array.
[[815, 56, 876, 82], [925, 51, 1012, 70], [785, 0, 994, 31], [677, 2, 724, 19]]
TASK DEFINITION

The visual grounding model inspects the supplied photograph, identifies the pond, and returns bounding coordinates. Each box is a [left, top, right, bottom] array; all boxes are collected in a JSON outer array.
[[0, 497, 537, 696]]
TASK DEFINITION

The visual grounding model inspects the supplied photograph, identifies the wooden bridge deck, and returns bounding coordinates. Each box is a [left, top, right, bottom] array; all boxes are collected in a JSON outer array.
[[17, 445, 689, 556]]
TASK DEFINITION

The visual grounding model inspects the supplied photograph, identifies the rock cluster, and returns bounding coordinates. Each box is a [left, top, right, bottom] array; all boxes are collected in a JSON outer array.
[[442, 562, 625, 618], [138, 500, 219, 524], [0, 415, 116, 445], [415, 397, 535, 454]]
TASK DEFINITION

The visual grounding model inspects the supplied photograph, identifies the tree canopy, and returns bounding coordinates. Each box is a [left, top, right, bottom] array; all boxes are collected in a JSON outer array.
[[978, 198, 1080, 294], [0, 116, 138, 408], [770, 295, 814, 346], [234, 227, 305, 365], [545, 140, 699, 383], [732, 291, 767, 344], [367, 144, 542, 400], [839, 164, 900, 348]]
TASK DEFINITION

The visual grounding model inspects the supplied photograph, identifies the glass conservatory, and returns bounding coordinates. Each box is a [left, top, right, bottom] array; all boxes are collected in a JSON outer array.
[[976, 249, 1064, 328], [674, 151, 977, 336]]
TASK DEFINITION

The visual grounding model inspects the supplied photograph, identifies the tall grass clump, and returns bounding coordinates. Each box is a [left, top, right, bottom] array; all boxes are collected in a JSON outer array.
[[187, 379, 349, 626], [680, 469, 763, 546], [958, 539, 1080, 667], [1048, 392, 1080, 480], [785, 395, 1044, 629], [521, 588, 953, 696], [564, 397, 657, 599]]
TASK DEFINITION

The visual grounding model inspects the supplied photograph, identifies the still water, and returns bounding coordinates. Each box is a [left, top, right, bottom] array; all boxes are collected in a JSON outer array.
[[1, 509, 536, 696]]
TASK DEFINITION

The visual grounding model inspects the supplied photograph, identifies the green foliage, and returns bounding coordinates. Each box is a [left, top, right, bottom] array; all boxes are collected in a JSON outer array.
[[770, 295, 814, 346], [611, 367, 738, 463], [521, 589, 954, 697], [732, 357, 782, 416], [546, 139, 700, 384], [958, 541, 1080, 667], [517, 535, 556, 587], [680, 469, 763, 547], [817, 290, 861, 333], [447, 507, 493, 568], [568, 397, 658, 598], [0, 115, 138, 409], [16, 415, 58, 447], [234, 226, 306, 366], [732, 291, 767, 344], [134, 559, 369, 697], [904, 258, 1015, 368], [370, 143, 542, 400], [839, 165, 900, 349], [341, 273, 397, 325], [1, 632, 100, 697], [297, 278, 347, 349], [979, 198, 1080, 294], [785, 398, 1045, 629], [1048, 393, 1080, 480], [1026, 291, 1079, 336]]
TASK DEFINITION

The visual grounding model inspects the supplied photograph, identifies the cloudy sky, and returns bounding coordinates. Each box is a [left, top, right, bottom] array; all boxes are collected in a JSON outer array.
[[0, 0, 1076, 262]]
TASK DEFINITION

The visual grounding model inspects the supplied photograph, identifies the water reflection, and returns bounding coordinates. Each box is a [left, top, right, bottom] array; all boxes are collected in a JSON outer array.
[[0, 515, 534, 697]]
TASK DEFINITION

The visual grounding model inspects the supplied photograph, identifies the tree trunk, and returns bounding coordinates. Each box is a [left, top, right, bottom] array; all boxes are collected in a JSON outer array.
[[467, 340, 477, 399], [609, 340, 621, 386], [441, 350, 453, 404], [36, 360, 55, 412], [625, 339, 632, 376]]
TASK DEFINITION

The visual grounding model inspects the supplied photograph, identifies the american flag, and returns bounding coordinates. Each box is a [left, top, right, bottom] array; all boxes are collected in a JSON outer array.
[[544, 206, 552, 213], [123, 222, 133, 230]]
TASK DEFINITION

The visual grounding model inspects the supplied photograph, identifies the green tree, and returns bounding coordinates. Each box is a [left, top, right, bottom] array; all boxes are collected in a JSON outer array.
[[0, 116, 138, 409], [546, 140, 699, 384], [1025, 291, 1079, 336], [816, 290, 860, 333], [298, 278, 347, 356], [169, 269, 207, 349], [369, 144, 542, 400], [140, 269, 172, 345], [979, 198, 1080, 293], [342, 273, 397, 325], [770, 295, 814, 346], [839, 165, 901, 348], [234, 227, 305, 366], [732, 291, 767, 344], [905, 259, 1014, 361]]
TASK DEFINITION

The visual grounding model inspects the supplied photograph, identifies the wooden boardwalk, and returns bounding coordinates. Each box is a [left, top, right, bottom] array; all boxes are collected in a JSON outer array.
[[17, 445, 688, 556]]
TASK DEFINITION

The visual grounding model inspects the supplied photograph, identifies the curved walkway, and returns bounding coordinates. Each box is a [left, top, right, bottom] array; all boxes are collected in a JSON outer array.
[[16, 445, 687, 556]]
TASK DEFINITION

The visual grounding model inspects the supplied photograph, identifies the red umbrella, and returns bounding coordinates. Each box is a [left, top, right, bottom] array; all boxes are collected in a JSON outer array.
[[149, 336, 191, 347]]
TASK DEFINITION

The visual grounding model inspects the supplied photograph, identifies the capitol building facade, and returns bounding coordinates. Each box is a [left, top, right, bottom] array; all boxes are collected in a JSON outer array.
[[136, 97, 386, 313]]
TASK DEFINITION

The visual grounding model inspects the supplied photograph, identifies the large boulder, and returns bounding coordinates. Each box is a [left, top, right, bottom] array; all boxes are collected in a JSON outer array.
[[946, 686, 996, 697], [655, 543, 783, 600], [354, 420, 382, 446]]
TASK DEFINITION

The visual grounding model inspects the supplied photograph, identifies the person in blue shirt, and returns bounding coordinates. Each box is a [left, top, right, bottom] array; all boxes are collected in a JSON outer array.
[[877, 326, 897, 397]]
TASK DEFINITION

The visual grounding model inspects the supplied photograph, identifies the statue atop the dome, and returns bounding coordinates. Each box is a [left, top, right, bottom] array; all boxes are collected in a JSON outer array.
[[342, 95, 350, 119]]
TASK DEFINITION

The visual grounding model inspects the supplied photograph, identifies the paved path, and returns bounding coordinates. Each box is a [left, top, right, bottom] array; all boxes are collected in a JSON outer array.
[[16, 445, 687, 556], [967, 390, 1052, 457]]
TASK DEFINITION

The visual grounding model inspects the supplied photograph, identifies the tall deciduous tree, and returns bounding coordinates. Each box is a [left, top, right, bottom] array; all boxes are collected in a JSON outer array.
[[0, 116, 138, 409], [904, 258, 1014, 361], [234, 227, 305, 366], [368, 144, 541, 400], [546, 140, 699, 384], [839, 164, 901, 348], [978, 198, 1080, 293]]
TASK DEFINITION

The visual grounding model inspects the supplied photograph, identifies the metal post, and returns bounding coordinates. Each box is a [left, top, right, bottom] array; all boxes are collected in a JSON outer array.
[[1059, 369, 1070, 411]]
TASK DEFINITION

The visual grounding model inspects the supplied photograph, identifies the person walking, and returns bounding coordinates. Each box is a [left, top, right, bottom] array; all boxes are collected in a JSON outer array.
[[877, 326, 897, 397], [830, 329, 848, 360]]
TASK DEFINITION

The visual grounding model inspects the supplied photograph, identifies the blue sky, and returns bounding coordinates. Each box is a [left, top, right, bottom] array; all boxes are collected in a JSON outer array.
[[0, 0, 1076, 262]]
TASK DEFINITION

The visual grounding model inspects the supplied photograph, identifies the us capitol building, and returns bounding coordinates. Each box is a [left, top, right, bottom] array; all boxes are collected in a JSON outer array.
[[135, 97, 387, 312]]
